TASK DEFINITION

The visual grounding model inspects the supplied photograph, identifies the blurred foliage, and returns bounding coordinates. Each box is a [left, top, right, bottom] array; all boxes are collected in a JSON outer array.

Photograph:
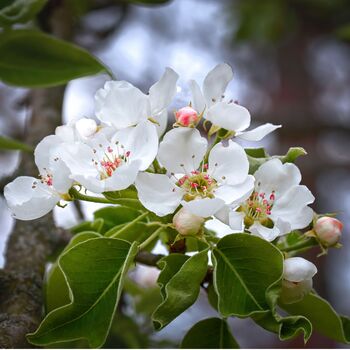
[[0, 135, 33, 152], [232, 0, 350, 44], [0, 0, 47, 26]]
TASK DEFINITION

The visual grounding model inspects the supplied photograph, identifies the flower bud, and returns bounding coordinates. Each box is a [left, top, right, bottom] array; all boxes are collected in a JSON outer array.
[[75, 118, 98, 139], [173, 207, 204, 236], [280, 257, 317, 304], [314, 216, 343, 246], [175, 106, 199, 127]]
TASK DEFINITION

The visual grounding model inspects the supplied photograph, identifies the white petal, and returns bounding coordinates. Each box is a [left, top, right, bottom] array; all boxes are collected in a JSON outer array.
[[271, 185, 315, 225], [4, 176, 59, 220], [209, 140, 249, 185], [149, 67, 179, 115], [287, 206, 314, 231], [214, 175, 254, 205], [254, 159, 302, 196], [237, 123, 281, 141], [49, 159, 73, 194], [112, 121, 158, 171], [155, 109, 168, 137], [158, 128, 207, 173], [283, 257, 317, 283], [55, 125, 75, 142], [189, 80, 206, 114], [206, 102, 251, 132], [103, 160, 141, 192], [95, 80, 150, 129], [214, 205, 230, 225], [202, 63, 233, 107], [135, 172, 183, 216], [249, 222, 281, 242], [34, 135, 63, 173], [75, 118, 98, 139], [228, 211, 245, 231], [181, 197, 225, 217]]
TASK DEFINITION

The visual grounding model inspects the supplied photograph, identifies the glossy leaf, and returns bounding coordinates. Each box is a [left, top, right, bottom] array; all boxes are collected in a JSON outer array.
[[280, 293, 350, 344], [253, 312, 312, 343], [181, 318, 239, 349], [27, 238, 138, 348], [212, 234, 283, 317], [94, 206, 141, 233], [0, 0, 47, 26], [152, 249, 208, 330], [0, 134, 32, 152], [70, 218, 104, 234], [45, 231, 101, 313], [0, 30, 108, 87]]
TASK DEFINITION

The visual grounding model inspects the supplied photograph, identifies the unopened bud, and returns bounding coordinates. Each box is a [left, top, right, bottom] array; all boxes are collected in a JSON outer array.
[[75, 118, 98, 139], [314, 216, 343, 246], [175, 106, 199, 127], [173, 207, 204, 236]]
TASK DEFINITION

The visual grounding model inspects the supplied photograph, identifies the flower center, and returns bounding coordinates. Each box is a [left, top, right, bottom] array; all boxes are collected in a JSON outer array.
[[176, 167, 217, 201], [240, 190, 276, 227], [92, 143, 130, 180]]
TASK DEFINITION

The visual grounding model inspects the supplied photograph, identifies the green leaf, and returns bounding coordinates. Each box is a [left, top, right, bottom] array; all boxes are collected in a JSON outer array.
[[94, 206, 141, 234], [212, 234, 283, 317], [152, 248, 209, 330], [280, 147, 307, 164], [0, 134, 32, 152], [70, 218, 104, 234], [181, 318, 239, 349], [244, 147, 269, 158], [253, 312, 312, 343], [126, 0, 171, 5], [45, 231, 101, 313], [0, 0, 47, 26], [27, 238, 138, 348], [280, 293, 350, 344], [0, 30, 109, 87]]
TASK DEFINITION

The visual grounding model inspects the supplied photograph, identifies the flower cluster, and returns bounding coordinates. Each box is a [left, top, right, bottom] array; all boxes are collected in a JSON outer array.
[[4, 63, 343, 304]]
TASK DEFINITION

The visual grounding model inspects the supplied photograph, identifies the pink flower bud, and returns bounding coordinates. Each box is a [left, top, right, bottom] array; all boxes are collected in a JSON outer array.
[[172, 207, 204, 236], [314, 216, 343, 246], [175, 106, 199, 127]]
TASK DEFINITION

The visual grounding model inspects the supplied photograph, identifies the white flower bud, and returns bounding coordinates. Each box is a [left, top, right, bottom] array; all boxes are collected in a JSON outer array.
[[280, 257, 317, 304], [75, 118, 98, 139], [173, 207, 204, 236], [314, 216, 343, 246]]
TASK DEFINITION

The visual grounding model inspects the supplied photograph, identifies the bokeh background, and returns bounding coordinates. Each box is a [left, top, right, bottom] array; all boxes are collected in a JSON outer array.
[[1, 0, 350, 348]]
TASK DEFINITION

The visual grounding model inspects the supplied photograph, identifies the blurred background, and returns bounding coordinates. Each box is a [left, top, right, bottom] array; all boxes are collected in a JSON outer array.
[[1, 0, 350, 347]]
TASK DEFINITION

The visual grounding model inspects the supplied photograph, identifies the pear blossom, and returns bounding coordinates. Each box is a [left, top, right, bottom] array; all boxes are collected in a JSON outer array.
[[220, 158, 315, 241], [95, 68, 179, 136], [314, 216, 343, 246], [135, 127, 254, 217], [173, 207, 205, 236], [57, 121, 158, 193], [189, 63, 281, 141], [280, 257, 317, 304], [174, 106, 200, 127], [4, 135, 73, 220]]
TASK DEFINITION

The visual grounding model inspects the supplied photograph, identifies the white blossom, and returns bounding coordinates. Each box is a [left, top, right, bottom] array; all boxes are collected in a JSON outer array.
[[95, 68, 179, 136], [189, 63, 281, 141], [281, 257, 317, 304], [219, 158, 315, 241], [135, 127, 254, 217]]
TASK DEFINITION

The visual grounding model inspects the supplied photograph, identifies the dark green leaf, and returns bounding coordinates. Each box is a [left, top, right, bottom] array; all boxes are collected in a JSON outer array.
[[0, 0, 47, 26], [212, 234, 283, 317], [244, 147, 269, 158], [0, 134, 32, 152], [27, 238, 138, 348], [181, 318, 239, 349], [253, 312, 312, 343], [70, 218, 104, 234], [280, 293, 350, 344], [152, 248, 209, 330], [94, 206, 141, 233], [45, 231, 101, 313], [0, 30, 108, 87]]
